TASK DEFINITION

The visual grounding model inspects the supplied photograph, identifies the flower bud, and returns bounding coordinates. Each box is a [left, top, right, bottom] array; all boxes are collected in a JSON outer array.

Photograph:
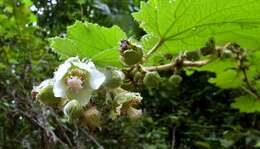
[[120, 40, 143, 66], [103, 69, 124, 89], [115, 91, 142, 106], [127, 107, 142, 120], [143, 72, 161, 88], [169, 74, 182, 85], [81, 107, 102, 130], [133, 71, 143, 82], [63, 99, 82, 119], [113, 91, 142, 119]]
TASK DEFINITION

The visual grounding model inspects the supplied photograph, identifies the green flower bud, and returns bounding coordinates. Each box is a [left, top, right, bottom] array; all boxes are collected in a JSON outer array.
[[121, 49, 143, 66], [63, 99, 82, 119], [103, 69, 124, 89], [133, 71, 143, 82], [81, 107, 102, 130], [120, 40, 143, 66], [169, 74, 182, 85], [143, 72, 161, 88]]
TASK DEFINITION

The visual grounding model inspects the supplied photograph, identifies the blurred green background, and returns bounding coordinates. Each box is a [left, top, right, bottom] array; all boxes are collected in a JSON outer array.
[[0, 0, 259, 148]]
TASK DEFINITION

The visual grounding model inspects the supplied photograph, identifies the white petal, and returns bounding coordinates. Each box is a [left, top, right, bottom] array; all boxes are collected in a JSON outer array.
[[68, 87, 93, 106], [54, 57, 80, 80], [53, 57, 80, 97], [53, 79, 68, 97], [89, 68, 106, 89], [34, 79, 54, 91]]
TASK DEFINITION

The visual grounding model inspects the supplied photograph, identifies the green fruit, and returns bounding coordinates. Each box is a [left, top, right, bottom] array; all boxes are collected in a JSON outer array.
[[143, 72, 161, 88], [36, 85, 66, 107], [121, 49, 142, 65], [169, 74, 182, 85], [104, 69, 124, 89]]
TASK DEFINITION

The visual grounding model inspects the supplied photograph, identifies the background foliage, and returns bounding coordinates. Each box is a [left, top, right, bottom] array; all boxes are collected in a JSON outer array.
[[0, 0, 260, 149]]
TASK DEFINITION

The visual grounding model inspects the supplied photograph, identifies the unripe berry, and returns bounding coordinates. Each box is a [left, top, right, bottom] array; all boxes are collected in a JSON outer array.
[[120, 40, 143, 66], [143, 72, 161, 88], [169, 74, 182, 85], [103, 69, 124, 89]]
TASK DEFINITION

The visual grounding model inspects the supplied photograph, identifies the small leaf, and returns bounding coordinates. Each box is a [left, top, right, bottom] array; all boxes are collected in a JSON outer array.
[[209, 70, 243, 89], [231, 95, 260, 113]]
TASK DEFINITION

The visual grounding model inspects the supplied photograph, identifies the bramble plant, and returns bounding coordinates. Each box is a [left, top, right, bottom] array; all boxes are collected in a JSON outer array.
[[33, 0, 260, 130]]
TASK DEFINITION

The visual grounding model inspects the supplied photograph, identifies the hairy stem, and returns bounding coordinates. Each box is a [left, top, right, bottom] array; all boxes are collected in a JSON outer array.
[[144, 60, 209, 72]]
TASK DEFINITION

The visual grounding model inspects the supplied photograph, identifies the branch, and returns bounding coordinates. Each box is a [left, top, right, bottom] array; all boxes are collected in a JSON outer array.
[[144, 60, 209, 72], [171, 126, 176, 149]]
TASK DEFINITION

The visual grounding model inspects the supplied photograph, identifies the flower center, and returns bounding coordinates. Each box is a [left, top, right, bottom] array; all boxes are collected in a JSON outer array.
[[66, 76, 83, 93]]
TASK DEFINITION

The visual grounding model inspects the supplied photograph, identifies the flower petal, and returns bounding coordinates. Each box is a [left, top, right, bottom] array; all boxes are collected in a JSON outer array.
[[88, 68, 106, 89], [53, 57, 80, 97], [68, 87, 93, 106], [54, 79, 68, 97], [54, 57, 79, 80]]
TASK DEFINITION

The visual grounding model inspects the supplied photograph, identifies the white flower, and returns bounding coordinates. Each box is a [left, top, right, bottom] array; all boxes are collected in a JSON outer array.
[[53, 57, 105, 105]]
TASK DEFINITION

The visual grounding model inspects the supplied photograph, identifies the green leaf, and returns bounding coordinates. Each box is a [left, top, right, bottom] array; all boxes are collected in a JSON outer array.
[[196, 59, 243, 89], [133, 0, 260, 60], [50, 21, 126, 67], [231, 95, 260, 113], [249, 51, 260, 71], [209, 70, 243, 89]]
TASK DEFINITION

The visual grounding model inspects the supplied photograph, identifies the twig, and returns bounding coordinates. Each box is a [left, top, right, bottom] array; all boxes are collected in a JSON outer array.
[[81, 128, 104, 149], [241, 86, 259, 100], [144, 60, 209, 72], [171, 126, 176, 149]]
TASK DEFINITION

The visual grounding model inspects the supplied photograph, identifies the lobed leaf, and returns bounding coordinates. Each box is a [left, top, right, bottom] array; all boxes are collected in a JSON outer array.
[[50, 21, 126, 67]]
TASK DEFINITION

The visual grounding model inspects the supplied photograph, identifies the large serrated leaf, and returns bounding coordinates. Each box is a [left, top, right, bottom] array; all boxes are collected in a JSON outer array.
[[133, 0, 260, 59], [50, 21, 126, 67]]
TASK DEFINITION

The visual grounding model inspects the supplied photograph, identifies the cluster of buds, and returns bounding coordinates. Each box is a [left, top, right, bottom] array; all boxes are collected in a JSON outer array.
[[32, 57, 143, 130]]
